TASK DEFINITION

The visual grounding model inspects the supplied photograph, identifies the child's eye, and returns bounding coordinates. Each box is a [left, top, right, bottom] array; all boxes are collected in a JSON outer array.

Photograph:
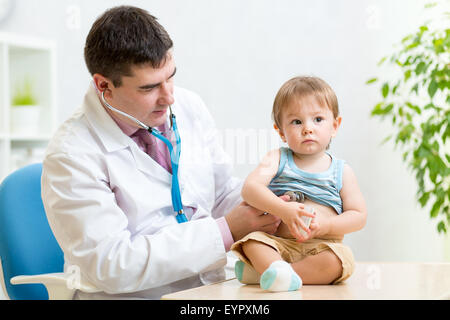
[[291, 119, 302, 125], [315, 117, 323, 123]]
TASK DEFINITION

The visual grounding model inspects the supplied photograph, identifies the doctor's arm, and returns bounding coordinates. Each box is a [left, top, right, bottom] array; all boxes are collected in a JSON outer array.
[[42, 152, 227, 294]]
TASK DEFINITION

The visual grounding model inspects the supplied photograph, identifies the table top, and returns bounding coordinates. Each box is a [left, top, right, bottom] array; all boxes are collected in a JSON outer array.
[[162, 262, 450, 300]]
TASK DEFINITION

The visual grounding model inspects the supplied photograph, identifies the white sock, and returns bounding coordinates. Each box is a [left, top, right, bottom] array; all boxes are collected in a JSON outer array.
[[235, 260, 260, 284], [260, 260, 302, 292]]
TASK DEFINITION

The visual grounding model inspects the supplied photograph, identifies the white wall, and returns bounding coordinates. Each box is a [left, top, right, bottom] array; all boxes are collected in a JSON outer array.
[[0, 0, 447, 272]]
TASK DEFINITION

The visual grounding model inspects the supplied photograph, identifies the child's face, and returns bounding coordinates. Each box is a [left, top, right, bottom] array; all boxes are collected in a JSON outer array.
[[274, 95, 341, 156]]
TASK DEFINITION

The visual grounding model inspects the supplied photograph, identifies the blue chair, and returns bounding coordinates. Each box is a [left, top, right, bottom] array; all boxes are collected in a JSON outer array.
[[0, 163, 98, 300], [0, 163, 64, 299]]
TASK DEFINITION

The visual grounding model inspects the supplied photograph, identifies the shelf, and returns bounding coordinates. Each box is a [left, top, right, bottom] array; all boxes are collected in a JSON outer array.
[[0, 32, 57, 181], [9, 135, 53, 141], [0, 135, 52, 141]]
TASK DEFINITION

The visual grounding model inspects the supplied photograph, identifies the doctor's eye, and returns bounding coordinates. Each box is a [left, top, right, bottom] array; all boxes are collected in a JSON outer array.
[[291, 119, 302, 125], [139, 86, 157, 93]]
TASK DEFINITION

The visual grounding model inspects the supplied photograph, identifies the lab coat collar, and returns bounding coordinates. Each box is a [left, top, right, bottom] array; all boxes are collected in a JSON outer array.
[[82, 83, 172, 183], [83, 83, 131, 152]]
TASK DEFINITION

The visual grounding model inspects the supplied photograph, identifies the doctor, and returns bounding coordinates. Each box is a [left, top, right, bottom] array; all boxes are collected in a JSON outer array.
[[42, 6, 283, 299]]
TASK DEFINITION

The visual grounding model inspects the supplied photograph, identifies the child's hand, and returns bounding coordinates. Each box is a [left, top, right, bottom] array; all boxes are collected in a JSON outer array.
[[279, 202, 315, 242], [307, 211, 331, 240]]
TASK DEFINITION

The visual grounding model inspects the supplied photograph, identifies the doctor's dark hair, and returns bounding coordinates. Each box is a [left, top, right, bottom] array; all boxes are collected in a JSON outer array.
[[84, 6, 173, 87]]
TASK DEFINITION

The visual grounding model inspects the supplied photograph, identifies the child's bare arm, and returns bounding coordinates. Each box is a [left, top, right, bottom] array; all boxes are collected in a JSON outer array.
[[242, 149, 286, 214], [326, 164, 367, 236], [242, 149, 314, 241]]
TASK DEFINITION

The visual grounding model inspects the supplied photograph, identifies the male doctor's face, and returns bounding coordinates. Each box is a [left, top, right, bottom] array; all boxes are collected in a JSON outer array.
[[99, 53, 176, 128]]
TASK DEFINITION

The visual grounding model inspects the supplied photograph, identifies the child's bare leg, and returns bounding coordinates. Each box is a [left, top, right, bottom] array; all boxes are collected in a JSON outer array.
[[241, 240, 302, 292], [241, 240, 282, 274], [234, 240, 280, 284], [290, 249, 343, 285]]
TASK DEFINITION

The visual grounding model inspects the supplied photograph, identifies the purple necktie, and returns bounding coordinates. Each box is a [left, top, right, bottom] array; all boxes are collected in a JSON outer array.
[[132, 124, 198, 218], [132, 126, 172, 174]]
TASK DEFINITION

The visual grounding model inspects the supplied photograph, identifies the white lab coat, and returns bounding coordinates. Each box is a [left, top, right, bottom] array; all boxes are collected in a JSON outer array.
[[42, 83, 242, 299]]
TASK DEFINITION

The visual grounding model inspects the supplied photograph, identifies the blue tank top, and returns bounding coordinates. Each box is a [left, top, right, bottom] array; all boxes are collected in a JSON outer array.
[[268, 147, 345, 214]]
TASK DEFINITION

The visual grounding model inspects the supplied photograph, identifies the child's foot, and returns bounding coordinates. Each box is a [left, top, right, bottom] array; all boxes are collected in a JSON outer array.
[[235, 260, 260, 284], [260, 260, 302, 292]]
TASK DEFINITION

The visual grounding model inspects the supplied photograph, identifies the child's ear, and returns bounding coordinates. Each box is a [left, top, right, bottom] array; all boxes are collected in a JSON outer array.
[[273, 123, 287, 143], [331, 116, 342, 138]]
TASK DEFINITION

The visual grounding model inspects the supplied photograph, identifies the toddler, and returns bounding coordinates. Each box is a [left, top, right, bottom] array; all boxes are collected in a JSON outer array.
[[231, 76, 367, 291]]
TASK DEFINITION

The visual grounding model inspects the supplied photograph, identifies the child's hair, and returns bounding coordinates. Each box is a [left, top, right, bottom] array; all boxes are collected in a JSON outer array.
[[272, 76, 339, 128]]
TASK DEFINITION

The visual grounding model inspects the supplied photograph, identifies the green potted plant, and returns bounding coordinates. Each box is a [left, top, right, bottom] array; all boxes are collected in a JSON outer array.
[[366, 2, 449, 236], [10, 77, 41, 135]]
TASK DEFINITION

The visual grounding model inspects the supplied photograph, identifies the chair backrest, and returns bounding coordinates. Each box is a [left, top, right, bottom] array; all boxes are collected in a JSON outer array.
[[0, 163, 64, 300]]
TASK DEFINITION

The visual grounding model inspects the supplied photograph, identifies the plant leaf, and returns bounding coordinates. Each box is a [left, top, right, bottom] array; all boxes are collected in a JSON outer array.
[[371, 102, 384, 116], [377, 56, 387, 66], [419, 191, 430, 207], [415, 61, 426, 74], [380, 135, 392, 145], [405, 102, 421, 114], [411, 83, 419, 95], [404, 69, 412, 81], [366, 78, 378, 84], [428, 79, 438, 98], [382, 83, 389, 98], [437, 221, 446, 233], [430, 198, 444, 218]]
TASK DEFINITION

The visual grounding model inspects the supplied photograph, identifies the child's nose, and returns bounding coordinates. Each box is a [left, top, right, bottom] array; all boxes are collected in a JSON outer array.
[[302, 124, 313, 135]]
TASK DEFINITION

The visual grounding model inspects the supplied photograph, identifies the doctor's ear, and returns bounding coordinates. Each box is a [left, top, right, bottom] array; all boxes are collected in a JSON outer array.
[[273, 124, 287, 143], [93, 74, 112, 93]]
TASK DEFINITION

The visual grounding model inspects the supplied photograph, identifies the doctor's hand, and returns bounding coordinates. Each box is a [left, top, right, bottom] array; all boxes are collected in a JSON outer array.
[[225, 195, 289, 241]]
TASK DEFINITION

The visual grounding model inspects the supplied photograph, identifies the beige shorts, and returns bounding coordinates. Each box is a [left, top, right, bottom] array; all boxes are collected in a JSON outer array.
[[230, 231, 355, 284]]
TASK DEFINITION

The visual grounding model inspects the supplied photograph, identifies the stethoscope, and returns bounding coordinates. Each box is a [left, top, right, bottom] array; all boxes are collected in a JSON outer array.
[[101, 90, 188, 224]]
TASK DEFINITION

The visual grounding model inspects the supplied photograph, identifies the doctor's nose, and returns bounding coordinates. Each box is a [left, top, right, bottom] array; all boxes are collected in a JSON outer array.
[[157, 82, 175, 106]]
